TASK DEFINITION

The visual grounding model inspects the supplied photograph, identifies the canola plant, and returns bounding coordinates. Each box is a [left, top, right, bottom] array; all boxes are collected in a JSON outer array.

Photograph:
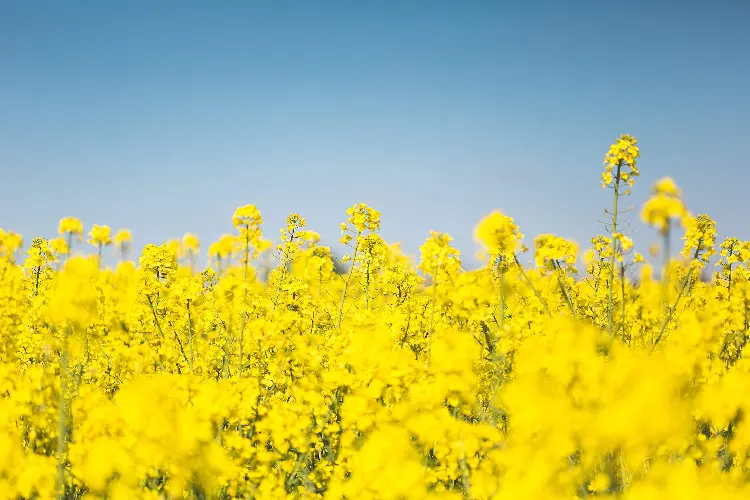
[[1, 135, 749, 499]]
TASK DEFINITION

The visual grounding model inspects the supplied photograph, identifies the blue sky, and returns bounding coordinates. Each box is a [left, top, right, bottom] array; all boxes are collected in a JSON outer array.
[[1, 0, 748, 268]]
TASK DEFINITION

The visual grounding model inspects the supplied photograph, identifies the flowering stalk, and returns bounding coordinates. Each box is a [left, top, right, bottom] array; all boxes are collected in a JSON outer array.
[[514, 255, 550, 315], [652, 246, 701, 349], [553, 259, 576, 318], [607, 161, 621, 336], [498, 261, 506, 330], [602, 134, 640, 337], [662, 222, 671, 315], [426, 265, 439, 368], [620, 262, 628, 341], [337, 236, 359, 327]]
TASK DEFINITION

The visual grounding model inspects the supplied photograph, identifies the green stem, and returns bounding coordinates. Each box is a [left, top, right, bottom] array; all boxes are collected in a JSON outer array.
[[239, 227, 251, 377], [55, 342, 69, 499], [607, 162, 622, 337], [337, 236, 360, 327], [727, 258, 733, 299], [34, 266, 41, 298], [187, 299, 194, 369], [365, 260, 371, 310], [65, 233, 73, 263], [620, 262, 627, 342], [498, 262, 506, 329], [552, 260, 576, 318], [273, 232, 294, 311], [146, 294, 167, 371], [652, 246, 702, 350], [514, 255, 551, 315], [426, 268, 440, 368], [662, 225, 671, 315]]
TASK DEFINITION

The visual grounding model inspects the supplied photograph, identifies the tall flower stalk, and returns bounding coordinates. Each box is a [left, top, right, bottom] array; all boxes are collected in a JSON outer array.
[[601, 134, 640, 337]]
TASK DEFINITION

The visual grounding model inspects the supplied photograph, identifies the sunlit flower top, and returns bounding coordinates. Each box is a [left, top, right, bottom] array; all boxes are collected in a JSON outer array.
[[681, 214, 716, 269], [601, 133, 640, 192], [0, 229, 23, 257], [474, 211, 524, 264], [58, 216, 84, 241], [232, 204, 263, 230], [418, 231, 461, 284], [114, 229, 132, 247], [208, 234, 236, 260], [534, 234, 578, 269], [88, 224, 112, 247], [341, 203, 381, 245], [641, 177, 690, 234]]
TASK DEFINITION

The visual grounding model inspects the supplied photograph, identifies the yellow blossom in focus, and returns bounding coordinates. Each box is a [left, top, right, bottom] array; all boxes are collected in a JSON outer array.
[[602, 134, 640, 191]]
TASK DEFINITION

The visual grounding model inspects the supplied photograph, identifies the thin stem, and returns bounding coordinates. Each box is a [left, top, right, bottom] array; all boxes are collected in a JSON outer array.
[[337, 236, 360, 327], [65, 233, 73, 263], [55, 340, 69, 499], [620, 262, 627, 342], [514, 255, 551, 315], [273, 232, 295, 311], [146, 294, 167, 371], [187, 299, 194, 369], [662, 225, 671, 315], [652, 245, 702, 350], [607, 162, 622, 337], [34, 266, 41, 298], [147, 295, 165, 337], [426, 268, 439, 368], [498, 262, 506, 330], [552, 260, 576, 318], [239, 227, 251, 377], [727, 262, 733, 299], [365, 259, 371, 310], [169, 321, 191, 367]]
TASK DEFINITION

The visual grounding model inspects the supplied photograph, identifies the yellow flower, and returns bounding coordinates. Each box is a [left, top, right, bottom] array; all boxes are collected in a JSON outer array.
[[3, 136, 750, 500], [114, 229, 132, 247], [88, 224, 112, 247], [681, 214, 716, 269], [232, 204, 262, 229], [534, 234, 578, 270], [474, 211, 523, 263], [601, 133, 640, 189], [49, 237, 69, 256], [641, 178, 689, 234], [209, 234, 236, 259], [342, 203, 381, 234], [58, 216, 84, 241], [418, 230, 461, 284], [653, 176, 681, 197]]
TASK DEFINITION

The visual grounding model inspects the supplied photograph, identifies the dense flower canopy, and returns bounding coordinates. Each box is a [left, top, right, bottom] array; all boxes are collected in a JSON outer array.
[[1, 136, 750, 499]]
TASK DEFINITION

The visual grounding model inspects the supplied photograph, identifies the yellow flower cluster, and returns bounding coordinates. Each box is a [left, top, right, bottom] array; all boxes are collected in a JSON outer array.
[[87, 224, 112, 248], [601, 133, 640, 191], [474, 211, 524, 265], [2, 138, 750, 499], [641, 176, 690, 234]]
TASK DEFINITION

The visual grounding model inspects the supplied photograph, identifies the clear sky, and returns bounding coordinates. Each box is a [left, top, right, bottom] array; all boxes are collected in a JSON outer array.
[[1, 0, 748, 268]]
